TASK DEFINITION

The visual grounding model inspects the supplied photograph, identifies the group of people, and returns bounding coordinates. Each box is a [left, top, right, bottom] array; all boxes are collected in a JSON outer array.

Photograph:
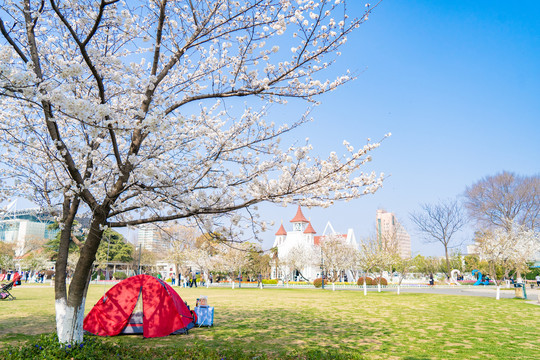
[[0, 270, 47, 283], [166, 271, 263, 288]]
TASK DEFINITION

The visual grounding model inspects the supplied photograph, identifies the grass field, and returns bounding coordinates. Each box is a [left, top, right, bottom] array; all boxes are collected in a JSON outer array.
[[1, 283, 539, 359]]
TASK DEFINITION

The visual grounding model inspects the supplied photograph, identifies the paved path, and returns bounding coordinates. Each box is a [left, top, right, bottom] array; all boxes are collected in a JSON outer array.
[[383, 286, 540, 305]]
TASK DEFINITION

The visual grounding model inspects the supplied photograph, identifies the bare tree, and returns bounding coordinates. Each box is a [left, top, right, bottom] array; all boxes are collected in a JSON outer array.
[[465, 171, 540, 231], [0, 0, 384, 343], [410, 199, 467, 278]]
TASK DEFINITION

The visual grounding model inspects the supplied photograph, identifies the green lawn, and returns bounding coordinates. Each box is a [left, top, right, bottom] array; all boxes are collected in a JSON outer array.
[[1, 284, 539, 359]]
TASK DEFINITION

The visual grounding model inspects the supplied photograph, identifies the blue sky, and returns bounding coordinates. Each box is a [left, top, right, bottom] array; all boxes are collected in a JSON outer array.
[[258, 0, 540, 256], [4, 1, 539, 257]]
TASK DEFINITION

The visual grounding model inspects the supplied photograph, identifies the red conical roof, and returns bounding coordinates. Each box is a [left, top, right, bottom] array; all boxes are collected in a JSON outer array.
[[290, 205, 308, 223], [304, 222, 316, 234], [275, 223, 287, 236]]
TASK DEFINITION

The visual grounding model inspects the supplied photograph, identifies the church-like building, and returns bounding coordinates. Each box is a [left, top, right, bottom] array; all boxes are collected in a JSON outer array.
[[271, 205, 357, 282]]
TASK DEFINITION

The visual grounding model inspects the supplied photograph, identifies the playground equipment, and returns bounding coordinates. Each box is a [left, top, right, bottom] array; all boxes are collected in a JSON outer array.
[[449, 269, 461, 285], [472, 270, 490, 285]]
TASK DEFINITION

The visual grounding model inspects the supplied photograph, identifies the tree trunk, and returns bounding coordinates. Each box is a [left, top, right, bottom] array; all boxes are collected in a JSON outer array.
[[496, 285, 500, 300], [55, 209, 108, 343], [444, 245, 451, 279]]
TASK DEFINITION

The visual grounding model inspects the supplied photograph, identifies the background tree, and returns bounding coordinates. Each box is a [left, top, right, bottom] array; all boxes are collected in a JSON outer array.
[[320, 234, 358, 283], [245, 243, 272, 281], [214, 242, 250, 286], [94, 229, 134, 271], [45, 222, 85, 261], [159, 224, 199, 282], [446, 250, 465, 276], [18, 250, 50, 275], [283, 243, 318, 282], [357, 236, 380, 295], [0, 0, 383, 343], [346, 247, 362, 284], [476, 223, 540, 299], [465, 171, 540, 231], [0, 242, 15, 272], [392, 255, 414, 295], [410, 199, 467, 278], [410, 255, 441, 279]]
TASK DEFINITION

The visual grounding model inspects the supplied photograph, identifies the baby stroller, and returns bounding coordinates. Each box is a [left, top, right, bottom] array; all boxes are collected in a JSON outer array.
[[1, 273, 21, 300]]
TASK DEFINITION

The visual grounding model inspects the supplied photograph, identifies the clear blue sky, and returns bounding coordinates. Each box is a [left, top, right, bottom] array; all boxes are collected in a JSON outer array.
[[259, 0, 540, 256], [5, 1, 539, 257]]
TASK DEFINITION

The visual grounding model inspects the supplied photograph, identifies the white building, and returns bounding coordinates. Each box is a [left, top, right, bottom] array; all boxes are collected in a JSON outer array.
[[272, 206, 357, 281], [376, 209, 411, 259], [0, 200, 58, 257], [137, 225, 167, 252]]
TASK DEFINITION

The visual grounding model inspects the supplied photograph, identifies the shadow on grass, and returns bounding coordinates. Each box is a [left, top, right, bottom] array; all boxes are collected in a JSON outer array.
[[104, 307, 387, 357]]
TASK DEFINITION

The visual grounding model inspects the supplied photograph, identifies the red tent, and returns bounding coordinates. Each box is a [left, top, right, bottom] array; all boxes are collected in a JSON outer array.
[[83, 274, 196, 338]]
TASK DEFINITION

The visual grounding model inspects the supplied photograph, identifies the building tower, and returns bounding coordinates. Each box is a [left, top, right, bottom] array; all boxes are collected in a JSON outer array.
[[376, 209, 411, 259]]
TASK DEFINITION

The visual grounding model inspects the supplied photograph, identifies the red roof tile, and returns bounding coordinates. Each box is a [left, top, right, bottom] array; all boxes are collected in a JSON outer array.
[[275, 223, 287, 236], [315, 234, 346, 245], [290, 205, 308, 223], [304, 222, 316, 234]]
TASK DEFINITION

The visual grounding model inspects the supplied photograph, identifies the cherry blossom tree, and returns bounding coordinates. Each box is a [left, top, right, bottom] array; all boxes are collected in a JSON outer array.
[[319, 233, 356, 283], [159, 223, 200, 281], [357, 236, 379, 295], [476, 222, 540, 300], [214, 241, 250, 286], [0, 0, 384, 343], [282, 242, 318, 281]]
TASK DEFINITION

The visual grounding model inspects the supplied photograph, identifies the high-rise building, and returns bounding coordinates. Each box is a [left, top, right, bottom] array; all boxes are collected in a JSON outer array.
[[376, 209, 411, 259], [0, 201, 59, 257], [137, 225, 167, 252]]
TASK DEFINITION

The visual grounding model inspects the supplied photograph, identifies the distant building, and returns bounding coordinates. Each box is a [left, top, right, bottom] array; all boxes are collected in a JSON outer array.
[[272, 205, 357, 281], [137, 225, 168, 252], [376, 209, 411, 259], [0, 200, 58, 257], [466, 244, 478, 255]]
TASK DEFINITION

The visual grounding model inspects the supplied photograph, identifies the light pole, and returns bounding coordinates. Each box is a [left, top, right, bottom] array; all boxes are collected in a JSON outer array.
[[137, 237, 145, 275]]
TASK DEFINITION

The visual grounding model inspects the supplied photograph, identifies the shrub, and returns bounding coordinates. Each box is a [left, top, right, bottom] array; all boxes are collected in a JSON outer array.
[[373, 277, 388, 286], [357, 277, 373, 285], [313, 278, 329, 288], [262, 279, 278, 285], [112, 272, 127, 280]]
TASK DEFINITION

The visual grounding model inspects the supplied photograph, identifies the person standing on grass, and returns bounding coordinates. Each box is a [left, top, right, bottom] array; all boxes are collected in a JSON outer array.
[[190, 272, 197, 288], [536, 274, 540, 287], [429, 273, 434, 287]]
